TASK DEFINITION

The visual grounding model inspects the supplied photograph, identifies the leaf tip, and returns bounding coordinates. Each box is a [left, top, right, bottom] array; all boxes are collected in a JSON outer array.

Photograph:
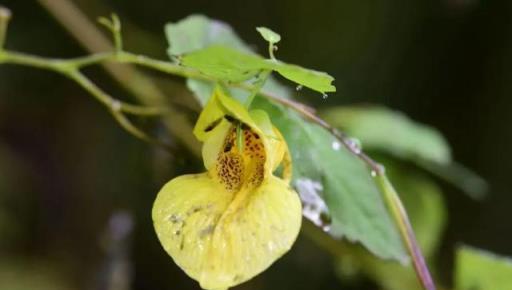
[[256, 26, 281, 44]]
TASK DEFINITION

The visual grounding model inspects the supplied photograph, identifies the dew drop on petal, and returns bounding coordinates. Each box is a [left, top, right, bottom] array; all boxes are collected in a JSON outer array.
[[267, 241, 276, 253]]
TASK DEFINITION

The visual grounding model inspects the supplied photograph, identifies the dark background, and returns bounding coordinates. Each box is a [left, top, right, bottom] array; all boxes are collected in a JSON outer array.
[[0, 1, 511, 289]]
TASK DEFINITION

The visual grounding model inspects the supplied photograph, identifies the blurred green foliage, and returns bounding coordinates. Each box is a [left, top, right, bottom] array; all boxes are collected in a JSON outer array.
[[322, 106, 452, 165], [455, 245, 512, 290]]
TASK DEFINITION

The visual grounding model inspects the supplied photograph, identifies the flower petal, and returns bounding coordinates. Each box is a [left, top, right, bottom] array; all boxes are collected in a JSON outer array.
[[193, 89, 226, 142], [249, 110, 283, 171], [152, 173, 233, 281], [202, 119, 232, 171], [152, 174, 302, 290], [194, 86, 260, 141]]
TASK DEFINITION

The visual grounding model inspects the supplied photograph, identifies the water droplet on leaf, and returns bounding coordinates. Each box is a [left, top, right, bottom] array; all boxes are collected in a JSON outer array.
[[346, 138, 362, 154], [319, 212, 332, 232], [111, 100, 122, 111], [331, 141, 341, 151], [295, 178, 331, 232]]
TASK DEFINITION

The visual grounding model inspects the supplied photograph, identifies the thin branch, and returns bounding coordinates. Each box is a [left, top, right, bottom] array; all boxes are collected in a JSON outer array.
[[0, 50, 169, 149], [68, 70, 173, 150], [98, 14, 123, 52], [375, 175, 436, 290], [67, 70, 166, 115], [263, 92, 316, 114], [36, 0, 201, 156], [0, 51, 164, 116]]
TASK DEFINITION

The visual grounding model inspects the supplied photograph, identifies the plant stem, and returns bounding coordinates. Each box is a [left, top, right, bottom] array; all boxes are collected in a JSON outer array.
[[245, 70, 271, 107], [37, 0, 201, 156], [375, 175, 436, 290], [268, 43, 276, 60], [67, 70, 165, 115], [0, 50, 164, 116]]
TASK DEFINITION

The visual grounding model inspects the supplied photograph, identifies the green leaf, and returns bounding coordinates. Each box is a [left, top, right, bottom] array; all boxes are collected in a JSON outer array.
[[261, 76, 292, 99], [273, 62, 336, 94], [165, 15, 250, 56], [258, 26, 336, 94], [321, 106, 451, 164], [252, 96, 407, 262], [181, 45, 336, 94], [256, 27, 281, 44], [185, 79, 214, 106], [166, 15, 336, 97], [456, 246, 512, 290], [180, 45, 269, 82], [165, 15, 292, 103], [418, 161, 488, 200], [321, 105, 487, 199]]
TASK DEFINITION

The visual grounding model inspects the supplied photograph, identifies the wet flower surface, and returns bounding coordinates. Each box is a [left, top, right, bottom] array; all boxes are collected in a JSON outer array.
[[152, 87, 302, 290]]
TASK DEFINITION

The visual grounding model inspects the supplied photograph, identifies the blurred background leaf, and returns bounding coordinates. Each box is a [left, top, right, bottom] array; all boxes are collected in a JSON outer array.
[[321, 106, 452, 164], [322, 106, 487, 199], [455, 245, 512, 290], [0, 259, 71, 290], [166, 14, 250, 56]]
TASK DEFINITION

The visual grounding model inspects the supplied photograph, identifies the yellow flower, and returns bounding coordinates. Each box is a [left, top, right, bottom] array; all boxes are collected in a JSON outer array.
[[152, 87, 302, 290]]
